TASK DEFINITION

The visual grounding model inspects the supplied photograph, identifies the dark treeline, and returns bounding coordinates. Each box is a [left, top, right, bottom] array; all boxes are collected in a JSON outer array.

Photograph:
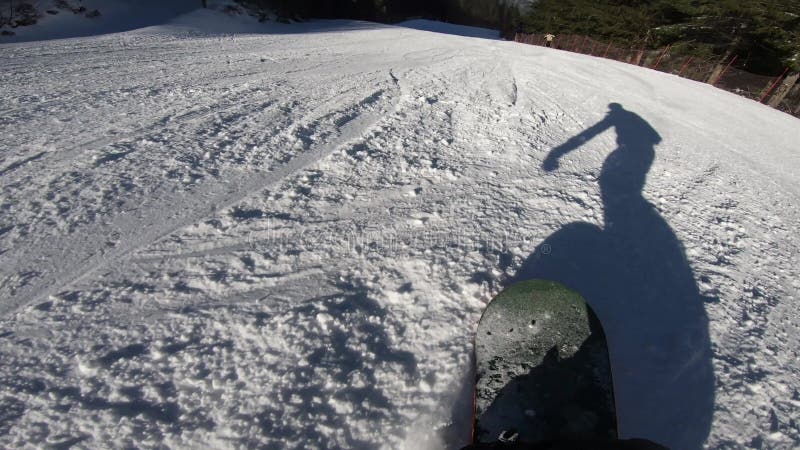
[[237, 0, 521, 35], [520, 0, 800, 74]]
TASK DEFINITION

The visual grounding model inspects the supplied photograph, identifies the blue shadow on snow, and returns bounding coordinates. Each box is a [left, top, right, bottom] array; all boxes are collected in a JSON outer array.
[[509, 103, 714, 450]]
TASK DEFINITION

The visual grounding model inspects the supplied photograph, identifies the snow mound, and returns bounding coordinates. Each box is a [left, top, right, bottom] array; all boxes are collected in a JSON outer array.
[[398, 19, 500, 40], [0, 0, 199, 43]]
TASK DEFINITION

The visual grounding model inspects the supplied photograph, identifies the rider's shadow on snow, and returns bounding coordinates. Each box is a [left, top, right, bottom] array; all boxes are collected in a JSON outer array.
[[510, 103, 714, 450]]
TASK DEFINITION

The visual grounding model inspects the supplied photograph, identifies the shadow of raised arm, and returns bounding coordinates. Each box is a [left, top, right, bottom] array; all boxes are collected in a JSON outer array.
[[542, 114, 612, 172]]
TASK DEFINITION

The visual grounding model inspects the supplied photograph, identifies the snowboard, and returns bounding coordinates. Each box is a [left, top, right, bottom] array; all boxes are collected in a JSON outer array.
[[472, 279, 617, 444]]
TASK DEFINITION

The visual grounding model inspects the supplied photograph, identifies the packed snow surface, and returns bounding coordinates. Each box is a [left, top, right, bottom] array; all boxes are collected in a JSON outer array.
[[2, 10, 800, 450]]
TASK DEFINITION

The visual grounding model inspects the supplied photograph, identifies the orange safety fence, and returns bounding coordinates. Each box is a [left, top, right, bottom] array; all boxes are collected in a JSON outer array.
[[514, 33, 800, 118]]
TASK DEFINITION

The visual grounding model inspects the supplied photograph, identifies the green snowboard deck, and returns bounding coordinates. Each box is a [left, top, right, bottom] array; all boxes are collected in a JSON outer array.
[[473, 279, 617, 443]]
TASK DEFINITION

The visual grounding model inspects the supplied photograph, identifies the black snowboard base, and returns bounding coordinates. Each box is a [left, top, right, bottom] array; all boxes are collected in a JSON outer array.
[[473, 279, 617, 444]]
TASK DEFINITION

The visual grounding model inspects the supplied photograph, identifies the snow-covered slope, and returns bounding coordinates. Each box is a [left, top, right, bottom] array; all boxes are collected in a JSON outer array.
[[1, 11, 800, 450]]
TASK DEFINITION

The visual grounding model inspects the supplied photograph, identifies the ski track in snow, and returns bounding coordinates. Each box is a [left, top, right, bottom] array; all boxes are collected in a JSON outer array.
[[2, 16, 800, 450]]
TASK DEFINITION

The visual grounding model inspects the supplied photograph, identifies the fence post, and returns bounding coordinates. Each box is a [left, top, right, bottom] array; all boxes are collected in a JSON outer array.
[[768, 72, 799, 108], [759, 67, 790, 103], [652, 45, 671, 70], [633, 49, 644, 66], [710, 55, 737, 86], [603, 42, 612, 58], [579, 36, 589, 53], [677, 56, 693, 77], [590, 41, 597, 55]]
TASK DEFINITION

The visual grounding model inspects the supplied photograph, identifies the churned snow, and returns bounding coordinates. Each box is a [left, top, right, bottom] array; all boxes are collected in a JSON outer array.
[[1, 7, 799, 450]]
